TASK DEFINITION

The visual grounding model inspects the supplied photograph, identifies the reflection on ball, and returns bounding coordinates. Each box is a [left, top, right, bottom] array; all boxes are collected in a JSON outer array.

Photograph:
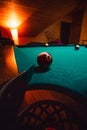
[[45, 43, 49, 46], [37, 52, 52, 68], [75, 44, 80, 50]]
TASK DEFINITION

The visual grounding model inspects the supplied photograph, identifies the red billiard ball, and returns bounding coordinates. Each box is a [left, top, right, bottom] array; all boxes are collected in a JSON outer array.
[[37, 52, 52, 68]]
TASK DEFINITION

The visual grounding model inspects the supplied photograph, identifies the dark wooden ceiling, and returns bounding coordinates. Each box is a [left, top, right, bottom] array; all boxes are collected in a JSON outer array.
[[0, 0, 86, 37]]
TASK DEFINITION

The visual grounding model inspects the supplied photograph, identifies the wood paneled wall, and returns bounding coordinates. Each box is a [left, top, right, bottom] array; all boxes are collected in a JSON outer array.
[[80, 6, 87, 44], [69, 8, 84, 43]]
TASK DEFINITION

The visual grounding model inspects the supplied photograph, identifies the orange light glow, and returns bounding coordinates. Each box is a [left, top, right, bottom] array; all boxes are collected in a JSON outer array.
[[11, 28, 18, 45], [5, 46, 18, 74], [0, 1, 36, 35], [7, 12, 20, 28], [0, 7, 30, 28]]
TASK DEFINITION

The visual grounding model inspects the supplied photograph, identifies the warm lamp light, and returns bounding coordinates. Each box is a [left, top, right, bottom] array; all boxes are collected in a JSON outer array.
[[7, 12, 20, 28], [11, 28, 18, 45], [9, 19, 18, 29], [7, 12, 19, 45]]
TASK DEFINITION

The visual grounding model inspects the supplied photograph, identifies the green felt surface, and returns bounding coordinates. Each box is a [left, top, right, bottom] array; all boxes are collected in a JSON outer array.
[[14, 45, 87, 98]]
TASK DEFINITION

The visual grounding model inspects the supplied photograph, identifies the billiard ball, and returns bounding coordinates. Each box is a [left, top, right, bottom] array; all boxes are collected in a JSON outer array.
[[37, 52, 52, 68], [45, 43, 49, 46], [75, 44, 80, 50]]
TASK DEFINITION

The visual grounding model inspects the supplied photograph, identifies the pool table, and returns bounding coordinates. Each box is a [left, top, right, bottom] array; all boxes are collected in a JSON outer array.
[[14, 44, 87, 100]]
